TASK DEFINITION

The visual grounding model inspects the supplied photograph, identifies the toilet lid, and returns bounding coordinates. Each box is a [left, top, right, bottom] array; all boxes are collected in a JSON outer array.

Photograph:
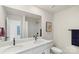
[[51, 47, 63, 53]]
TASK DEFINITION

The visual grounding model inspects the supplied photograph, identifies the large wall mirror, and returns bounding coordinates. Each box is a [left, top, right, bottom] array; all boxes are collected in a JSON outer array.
[[4, 6, 42, 41]]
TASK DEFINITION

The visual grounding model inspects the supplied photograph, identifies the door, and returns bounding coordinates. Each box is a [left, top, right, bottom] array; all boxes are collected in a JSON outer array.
[[7, 19, 21, 40]]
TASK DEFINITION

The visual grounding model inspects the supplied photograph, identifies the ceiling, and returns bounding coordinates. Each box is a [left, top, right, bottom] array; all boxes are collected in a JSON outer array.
[[36, 5, 73, 13], [4, 6, 41, 20]]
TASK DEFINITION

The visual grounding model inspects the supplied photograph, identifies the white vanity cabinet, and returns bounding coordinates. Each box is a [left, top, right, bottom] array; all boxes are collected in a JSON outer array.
[[18, 42, 53, 54]]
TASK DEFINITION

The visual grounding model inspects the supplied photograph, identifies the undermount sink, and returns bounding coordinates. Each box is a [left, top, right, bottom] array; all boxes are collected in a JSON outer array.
[[6, 45, 23, 49], [33, 39, 45, 44], [0, 44, 24, 54]]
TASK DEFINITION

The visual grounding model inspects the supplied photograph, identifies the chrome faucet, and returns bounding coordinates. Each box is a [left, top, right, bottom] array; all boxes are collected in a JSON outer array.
[[13, 38, 15, 46], [5, 36, 9, 41], [33, 33, 38, 41]]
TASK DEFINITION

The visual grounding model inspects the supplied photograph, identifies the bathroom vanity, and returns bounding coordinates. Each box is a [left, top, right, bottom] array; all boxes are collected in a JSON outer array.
[[0, 38, 53, 54], [0, 6, 53, 54]]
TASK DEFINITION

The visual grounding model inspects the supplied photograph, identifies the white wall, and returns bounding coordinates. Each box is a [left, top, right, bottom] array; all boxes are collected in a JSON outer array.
[[25, 21, 28, 38], [26, 18, 41, 37], [0, 6, 6, 27], [53, 6, 79, 53], [5, 5, 53, 40]]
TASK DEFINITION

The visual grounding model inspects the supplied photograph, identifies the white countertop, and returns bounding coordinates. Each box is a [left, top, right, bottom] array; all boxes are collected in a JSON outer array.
[[0, 39, 53, 54]]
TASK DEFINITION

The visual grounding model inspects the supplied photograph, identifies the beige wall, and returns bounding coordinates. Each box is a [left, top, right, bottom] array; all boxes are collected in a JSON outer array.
[[53, 6, 79, 53]]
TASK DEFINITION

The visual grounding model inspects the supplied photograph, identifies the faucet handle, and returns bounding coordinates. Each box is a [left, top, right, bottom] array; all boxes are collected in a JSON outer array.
[[5, 36, 9, 41], [33, 34, 35, 37], [13, 38, 15, 46]]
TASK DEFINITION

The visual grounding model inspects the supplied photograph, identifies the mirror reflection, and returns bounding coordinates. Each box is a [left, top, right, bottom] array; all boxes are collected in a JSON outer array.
[[4, 6, 42, 41]]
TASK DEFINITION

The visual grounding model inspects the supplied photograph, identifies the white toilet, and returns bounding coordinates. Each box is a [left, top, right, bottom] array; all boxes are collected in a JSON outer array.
[[51, 47, 63, 54]]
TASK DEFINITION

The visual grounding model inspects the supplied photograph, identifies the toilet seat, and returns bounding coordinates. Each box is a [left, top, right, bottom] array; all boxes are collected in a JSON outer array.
[[51, 47, 63, 54]]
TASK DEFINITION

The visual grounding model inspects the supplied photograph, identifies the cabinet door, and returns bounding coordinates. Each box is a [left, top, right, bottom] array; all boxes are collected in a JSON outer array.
[[32, 45, 50, 54]]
